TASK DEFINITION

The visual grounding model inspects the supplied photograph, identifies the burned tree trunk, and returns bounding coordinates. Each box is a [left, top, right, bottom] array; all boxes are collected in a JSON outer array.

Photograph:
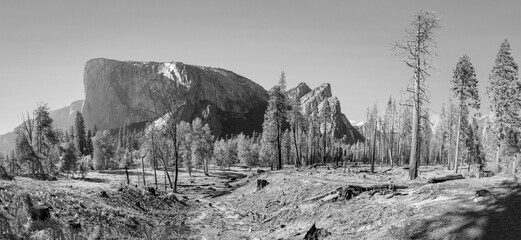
[[257, 179, 269, 191], [428, 174, 464, 183]]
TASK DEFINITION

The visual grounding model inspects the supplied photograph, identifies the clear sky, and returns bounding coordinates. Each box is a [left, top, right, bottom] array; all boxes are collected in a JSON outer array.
[[0, 0, 520, 134]]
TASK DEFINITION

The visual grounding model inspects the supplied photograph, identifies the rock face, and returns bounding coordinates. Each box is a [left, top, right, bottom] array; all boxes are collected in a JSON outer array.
[[82, 58, 269, 137], [50, 100, 84, 130], [288, 83, 364, 144]]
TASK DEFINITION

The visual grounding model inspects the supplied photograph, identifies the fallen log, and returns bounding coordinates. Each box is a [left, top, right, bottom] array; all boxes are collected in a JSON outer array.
[[319, 192, 340, 202], [428, 174, 464, 183], [303, 184, 408, 203]]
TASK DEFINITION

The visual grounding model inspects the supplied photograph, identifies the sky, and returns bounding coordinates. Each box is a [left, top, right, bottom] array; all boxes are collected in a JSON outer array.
[[0, 0, 520, 134]]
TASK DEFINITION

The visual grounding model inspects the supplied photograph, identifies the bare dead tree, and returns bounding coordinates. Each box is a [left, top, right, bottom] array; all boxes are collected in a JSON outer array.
[[17, 112, 45, 174], [393, 11, 440, 180], [146, 83, 187, 193]]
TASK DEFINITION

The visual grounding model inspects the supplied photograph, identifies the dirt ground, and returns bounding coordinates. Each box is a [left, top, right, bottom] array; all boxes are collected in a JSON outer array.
[[1, 164, 520, 239]]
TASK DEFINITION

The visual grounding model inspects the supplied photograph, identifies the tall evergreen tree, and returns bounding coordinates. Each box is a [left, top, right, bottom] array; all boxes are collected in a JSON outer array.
[[74, 112, 87, 157], [451, 54, 480, 173], [260, 73, 288, 170], [85, 129, 94, 156], [487, 39, 520, 173]]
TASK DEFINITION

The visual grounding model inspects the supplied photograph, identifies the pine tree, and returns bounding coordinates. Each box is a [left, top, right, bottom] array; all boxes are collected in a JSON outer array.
[[451, 54, 480, 173], [61, 142, 77, 178], [85, 130, 94, 156], [260, 75, 287, 170], [487, 39, 520, 173]]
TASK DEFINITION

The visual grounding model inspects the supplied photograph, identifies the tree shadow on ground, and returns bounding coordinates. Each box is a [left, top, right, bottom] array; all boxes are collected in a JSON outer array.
[[392, 180, 521, 240], [98, 170, 153, 176], [71, 177, 109, 183], [210, 171, 247, 180]]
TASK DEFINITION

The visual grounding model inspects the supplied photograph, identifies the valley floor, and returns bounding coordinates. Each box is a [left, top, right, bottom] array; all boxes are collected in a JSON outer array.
[[1, 164, 520, 239]]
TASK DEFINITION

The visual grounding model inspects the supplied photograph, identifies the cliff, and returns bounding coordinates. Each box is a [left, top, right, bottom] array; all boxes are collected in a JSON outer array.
[[82, 58, 269, 136], [289, 82, 364, 144]]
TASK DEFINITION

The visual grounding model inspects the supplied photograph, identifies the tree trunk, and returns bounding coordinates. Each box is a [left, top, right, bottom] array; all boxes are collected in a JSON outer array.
[[447, 117, 453, 170], [141, 153, 146, 186], [125, 165, 130, 185], [323, 125, 327, 165], [409, 70, 420, 180], [454, 107, 462, 173], [467, 151, 471, 172], [493, 143, 500, 173], [371, 122, 377, 173], [174, 124, 179, 193], [277, 120, 282, 170], [163, 160, 173, 189], [152, 132, 158, 190], [292, 122, 300, 167]]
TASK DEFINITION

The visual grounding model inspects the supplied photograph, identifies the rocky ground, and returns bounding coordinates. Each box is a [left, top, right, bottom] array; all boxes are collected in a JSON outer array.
[[1, 164, 520, 239]]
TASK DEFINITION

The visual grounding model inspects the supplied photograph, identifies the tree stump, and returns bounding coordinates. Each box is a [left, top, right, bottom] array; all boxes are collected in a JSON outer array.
[[31, 205, 50, 221], [338, 188, 354, 200], [257, 179, 269, 191], [148, 187, 157, 196], [304, 223, 330, 240], [100, 191, 109, 198]]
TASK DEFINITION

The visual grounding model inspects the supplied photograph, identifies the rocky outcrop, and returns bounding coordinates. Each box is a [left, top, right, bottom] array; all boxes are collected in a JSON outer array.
[[50, 100, 84, 130], [291, 83, 364, 144], [287, 82, 312, 101], [82, 58, 269, 137], [0, 132, 15, 155]]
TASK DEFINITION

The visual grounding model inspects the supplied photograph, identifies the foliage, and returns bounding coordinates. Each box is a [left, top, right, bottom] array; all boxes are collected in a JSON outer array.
[[260, 72, 288, 170], [74, 112, 87, 156], [451, 54, 480, 172], [93, 130, 115, 170], [238, 133, 257, 169], [60, 142, 77, 177]]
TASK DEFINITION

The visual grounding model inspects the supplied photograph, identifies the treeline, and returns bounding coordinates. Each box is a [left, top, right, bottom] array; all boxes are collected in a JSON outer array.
[[0, 72, 357, 189], [0, 104, 94, 178]]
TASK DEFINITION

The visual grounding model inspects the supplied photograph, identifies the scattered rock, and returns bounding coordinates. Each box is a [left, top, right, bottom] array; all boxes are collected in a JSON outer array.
[[31, 205, 50, 221], [100, 191, 109, 198], [474, 189, 497, 205], [475, 189, 492, 198], [257, 169, 266, 174]]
